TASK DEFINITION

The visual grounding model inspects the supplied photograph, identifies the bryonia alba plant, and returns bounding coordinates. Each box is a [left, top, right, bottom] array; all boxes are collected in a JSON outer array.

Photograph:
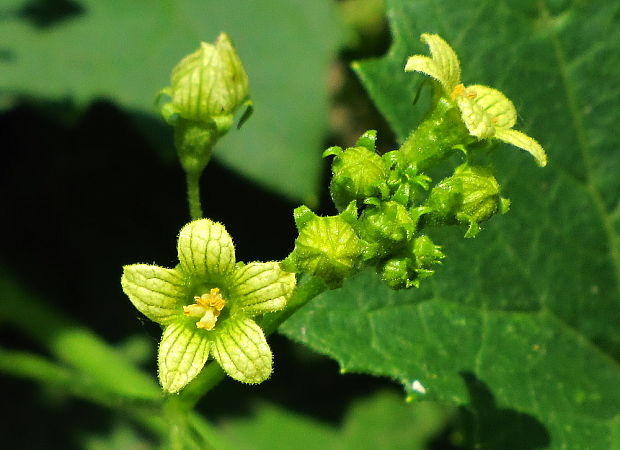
[[122, 32, 546, 399]]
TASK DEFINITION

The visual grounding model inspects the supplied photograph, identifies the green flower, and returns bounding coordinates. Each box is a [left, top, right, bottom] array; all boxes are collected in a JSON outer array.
[[405, 33, 547, 167], [121, 219, 296, 393]]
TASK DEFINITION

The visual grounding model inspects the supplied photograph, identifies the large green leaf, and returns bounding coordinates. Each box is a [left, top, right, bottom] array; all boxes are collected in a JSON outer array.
[[220, 390, 451, 450], [0, 0, 341, 202], [282, 0, 620, 447]]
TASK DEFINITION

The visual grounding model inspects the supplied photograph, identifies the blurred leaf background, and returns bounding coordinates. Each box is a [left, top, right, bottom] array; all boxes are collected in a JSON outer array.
[[1, 0, 619, 449]]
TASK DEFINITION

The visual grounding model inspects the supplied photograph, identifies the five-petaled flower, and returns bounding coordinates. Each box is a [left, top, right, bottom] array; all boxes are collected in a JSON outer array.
[[121, 219, 296, 393], [405, 33, 547, 167]]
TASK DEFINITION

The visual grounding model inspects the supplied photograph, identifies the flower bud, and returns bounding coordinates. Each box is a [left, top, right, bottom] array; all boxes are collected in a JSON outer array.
[[358, 200, 416, 260], [412, 235, 445, 276], [282, 202, 362, 288], [424, 164, 509, 237], [377, 235, 444, 289], [167, 33, 249, 126], [325, 131, 388, 211], [158, 33, 251, 174]]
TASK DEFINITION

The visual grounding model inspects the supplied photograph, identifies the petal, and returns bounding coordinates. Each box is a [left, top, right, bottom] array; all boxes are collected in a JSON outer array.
[[456, 95, 495, 138], [212, 318, 272, 384], [466, 85, 517, 129], [158, 322, 211, 393], [494, 128, 548, 167], [121, 264, 186, 324], [405, 33, 461, 94], [177, 219, 235, 280], [231, 262, 296, 315], [404, 55, 446, 88]]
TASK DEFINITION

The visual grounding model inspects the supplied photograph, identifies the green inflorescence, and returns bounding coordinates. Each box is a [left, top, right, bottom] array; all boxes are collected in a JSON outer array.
[[284, 33, 546, 290]]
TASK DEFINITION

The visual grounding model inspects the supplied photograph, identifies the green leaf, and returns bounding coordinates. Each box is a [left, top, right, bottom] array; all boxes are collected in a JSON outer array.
[[283, 0, 620, 447], [0, 0, 342, 202], [0, 265, 161, 400], [220, 389, 452, 450]]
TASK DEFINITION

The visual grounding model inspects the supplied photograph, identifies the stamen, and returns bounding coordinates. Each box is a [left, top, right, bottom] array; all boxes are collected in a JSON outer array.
[[189, 288, 227, 330], [450, 83, 466, 99]]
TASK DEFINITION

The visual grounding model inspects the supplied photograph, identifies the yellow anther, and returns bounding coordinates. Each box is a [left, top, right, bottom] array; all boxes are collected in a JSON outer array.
[[188, 288, 227, 330], [450, 83, 466, 99]]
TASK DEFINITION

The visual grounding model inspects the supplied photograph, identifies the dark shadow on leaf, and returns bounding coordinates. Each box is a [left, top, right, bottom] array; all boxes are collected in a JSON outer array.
[[457, 372, 550, 449], [0, 49, 15, 62], [19, 0, 84, 28]]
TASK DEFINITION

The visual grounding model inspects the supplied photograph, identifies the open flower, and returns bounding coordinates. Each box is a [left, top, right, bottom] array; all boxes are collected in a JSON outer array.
[[121, 219, 296, 393], [405, 33, 547, 167]]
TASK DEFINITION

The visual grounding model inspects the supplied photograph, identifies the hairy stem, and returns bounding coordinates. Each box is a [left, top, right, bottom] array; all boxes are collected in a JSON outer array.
[[186, 169, 204, 220]]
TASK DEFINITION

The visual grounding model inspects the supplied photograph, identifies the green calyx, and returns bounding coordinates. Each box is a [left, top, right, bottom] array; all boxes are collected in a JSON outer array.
[[423, 164, 509, 238], [121, 219, 296, 393], [358, 200, 417, 260], [382, 151, 432, 207], [378, 235, 445, 289], [283, 202, 362, 288], [324, 130, 388, 211]]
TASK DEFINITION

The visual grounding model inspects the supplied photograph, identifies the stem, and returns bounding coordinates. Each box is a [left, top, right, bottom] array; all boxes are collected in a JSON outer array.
[[186, 169, 204, 220], [165, 396, 190, 450], [400, 97, 470, 170]]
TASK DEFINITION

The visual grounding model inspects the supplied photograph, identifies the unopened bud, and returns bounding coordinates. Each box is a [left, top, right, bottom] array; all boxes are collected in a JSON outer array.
[[283, 202, 362, 288], [324, 131, 388, 211], [166, 33, 249, 126], [358, 200, 416, 260], [424, 164, 509, 237]]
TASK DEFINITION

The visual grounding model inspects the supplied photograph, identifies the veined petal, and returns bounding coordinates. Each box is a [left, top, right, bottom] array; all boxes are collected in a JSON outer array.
[[212, 317, 272, 384], [158, 322, 212, 393], [405, 33, 461, 94], [456, 95, 495, 139], [177, 219, 235, 280], [404, 55, 447, 90], [422, 33, 461, 92], [231, 262, 296, 315], [494, 128, 548, 167], [121, 265, 185, 324], [465, 85, 517, 129]]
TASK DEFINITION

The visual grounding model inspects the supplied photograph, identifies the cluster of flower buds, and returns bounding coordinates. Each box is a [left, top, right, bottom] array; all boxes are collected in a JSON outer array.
[[284, 130, 447, 289], [284, 33, 546, 290]]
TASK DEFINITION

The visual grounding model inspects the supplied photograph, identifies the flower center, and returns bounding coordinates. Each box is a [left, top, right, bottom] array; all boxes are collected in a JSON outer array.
[[450, 83, 476, 100], [183, 287, 227, 330]]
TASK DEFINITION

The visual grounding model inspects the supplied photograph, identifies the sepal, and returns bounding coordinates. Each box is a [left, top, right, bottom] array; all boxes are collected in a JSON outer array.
[[377, 235, 445, 289], [326, 134, 388, 211], [358, 201, 416, 260], [284, 202, 362, 288], [424, 164, 507, 237]]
